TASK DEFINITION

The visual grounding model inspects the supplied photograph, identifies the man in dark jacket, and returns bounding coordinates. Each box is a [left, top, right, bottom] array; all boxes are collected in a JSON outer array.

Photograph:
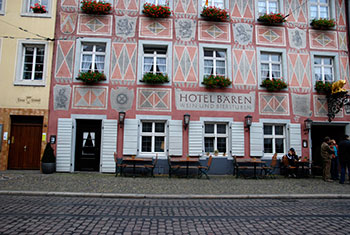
[[338, 135, 350, 184], [321, 136, 334, 182]]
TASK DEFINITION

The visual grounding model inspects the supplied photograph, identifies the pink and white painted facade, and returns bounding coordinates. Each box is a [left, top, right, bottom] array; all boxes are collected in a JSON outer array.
[[49, 0, 350, 173]]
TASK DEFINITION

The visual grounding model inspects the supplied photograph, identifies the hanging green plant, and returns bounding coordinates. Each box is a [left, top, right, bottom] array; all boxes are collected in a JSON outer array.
[[257, 13, 286, 24], [201, 6, 230, 22], [202, 75, 231, 89], [76, 71, 106, 84], [315, 81, 333, 94], [142, 3, 171, 18], [310, 18, 336, 29], [81, 0, 112, 15], [260, 78, 287, 91], [140, 73, 169, 84]]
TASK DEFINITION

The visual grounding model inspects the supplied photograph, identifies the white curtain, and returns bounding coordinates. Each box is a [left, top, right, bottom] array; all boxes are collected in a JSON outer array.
[[204, 59, 213, 75], [95, 55, 105, 72], [81, 55, 92, 72], [143, 57, 153, 73]]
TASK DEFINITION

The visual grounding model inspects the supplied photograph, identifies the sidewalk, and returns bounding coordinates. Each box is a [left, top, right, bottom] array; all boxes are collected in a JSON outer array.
[[1, 170, 350, 198]]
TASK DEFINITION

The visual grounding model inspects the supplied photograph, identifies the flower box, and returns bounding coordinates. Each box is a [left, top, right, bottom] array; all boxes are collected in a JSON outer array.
[[202, 75, 231, 89], [31, 3, 47, 13], [201, 6, 230, 22], [315, 81, 332, 94], [260, 78, 287, 91], [142, 3, 171, 18], [76, 71, 106, 84], [81, 0, 112, 15], [140, 73, 169, 84], [257, 13, 286, 24], [310, 18, 336, 29]]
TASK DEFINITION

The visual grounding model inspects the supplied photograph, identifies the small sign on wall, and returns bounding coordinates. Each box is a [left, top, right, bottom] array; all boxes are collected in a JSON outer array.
[[0, 124, 3, 152]]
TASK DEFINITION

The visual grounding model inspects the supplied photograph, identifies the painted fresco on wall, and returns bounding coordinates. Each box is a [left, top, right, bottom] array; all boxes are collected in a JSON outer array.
[[291, 93, 311, 117], [288, 50, 311, 92], [116, 0, 139, 14], [139, 18, 173, 39], [116, 15, 137, 39], [137, 88, 171, 112], [110, 43, 137, 84], [336, 0, 346, 29], [174, 0, 197, 15], [60, 13, 77, 34], [77, 15, 113, 36], [259, 93, 290, 116], [175, 18, 196, 41], [312, 95, 345, 118], [338, 32, 348, 51], [198, 21, 230, 42], [233, 23, 253, 45], [55, 40, 75, 82], [110, 87, 134, 112], [309, 30, 338, 50], [173, 45, 198, 86], [288, 27, 306, 49], [256, 26, 286, 46], [232, 47, 256, 89], [230, 0, 254, 21], [340, 53, 350, 89], [72, 86, 108, 109], [285, 0, 307, 24], [54, 85, 72, 111], [61, 0, 79, 9]]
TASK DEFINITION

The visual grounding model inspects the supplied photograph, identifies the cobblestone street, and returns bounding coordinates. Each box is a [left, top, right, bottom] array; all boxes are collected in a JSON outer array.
[[1, 195, 350, 234]]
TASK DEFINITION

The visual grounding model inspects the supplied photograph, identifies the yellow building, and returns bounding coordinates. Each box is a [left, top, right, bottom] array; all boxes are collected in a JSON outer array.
[[0, 0, 56, 170]]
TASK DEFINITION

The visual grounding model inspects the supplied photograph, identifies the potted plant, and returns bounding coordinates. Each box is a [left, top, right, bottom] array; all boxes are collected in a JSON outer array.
[[140, 73, 169, 84], [260, 78, 287, 91], [202, 75, 231, 89], [257, 13, 286, 25], [76, 71, 106, 84], [310, 18, 336, 29], [142, 2, 171, 18], [201, 6, 230, 22], [41, 143, 56, 174], [81, 0, 112, 15], [315, 81, 332, 94], [214, 150, 219, 156], [30, 3, 47, 13]]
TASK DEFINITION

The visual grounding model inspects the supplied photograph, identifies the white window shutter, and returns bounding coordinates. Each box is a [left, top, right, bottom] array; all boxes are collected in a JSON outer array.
[[168, 120, 183, 156], [123, 119, 139, 155], [231, 122, 245, 156], [56, 118, 73, 172], [189, 121, 203, 156], [250, 122, 263, 157], [101, 119, 118, 173], [288, 123, 302, 156]]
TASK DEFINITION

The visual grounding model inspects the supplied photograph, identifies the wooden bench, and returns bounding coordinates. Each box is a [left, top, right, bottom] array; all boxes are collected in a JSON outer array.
[[233, 155, 257, 178]]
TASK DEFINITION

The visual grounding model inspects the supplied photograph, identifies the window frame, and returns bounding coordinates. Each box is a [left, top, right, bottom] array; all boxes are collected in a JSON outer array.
[[310, 51, 339, 89], [263, 124, 286, 155], [199, 43, 232, 87], [204, 122, 229, 155], [203, 49, 227, 77], [255, 0, 284, 20], [260, 52, 282, 80], [313, 56, 334, 83], [140, 0, 174, 14], [74, 38, 111, 83], [257, 47, 287, 90], [0, 0, 6, 15], [14, 40, 48, 86], [308, 0, 335, 22], [137, 40, 172, 85], [80, 43, 107, 74], [257, 0, 280, 15], [198, 0, 229, 18], [142, 46, 168, 75], [21, 0, 52, 18], [140, 121, 167, 154]]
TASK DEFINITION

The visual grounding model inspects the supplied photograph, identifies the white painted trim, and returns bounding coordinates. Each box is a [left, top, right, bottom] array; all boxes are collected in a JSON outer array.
[[21, 0, 53, 18], [254, 0, 284, 21], [260, 118, 291, 124], [200, 117, 233, 122], [136, 115, 172, 120], [307, 0, 336, 22]]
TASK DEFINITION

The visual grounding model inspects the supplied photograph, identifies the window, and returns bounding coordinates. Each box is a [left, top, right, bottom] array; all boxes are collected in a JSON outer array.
[[80, 43, 106, 73], [204, 123, 228, 154], [147, 0, 167, 5], [261, 53, 281, 80], [263, 124, 285, 154], [15, 41, 48, 86], [314, 56, 334, 82], [143, 46, 167, 75], [22, 0, 52, 16], [310, 0, 330, 19], [204, 49, 226, 77], [141, 121, 166, 153], [0, 0, 5, 14], [202, 0, 224, 8], [258, 0, 279, 15]]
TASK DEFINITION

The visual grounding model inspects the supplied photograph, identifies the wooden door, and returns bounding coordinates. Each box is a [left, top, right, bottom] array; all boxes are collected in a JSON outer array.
[[8, 123, 42, 170]]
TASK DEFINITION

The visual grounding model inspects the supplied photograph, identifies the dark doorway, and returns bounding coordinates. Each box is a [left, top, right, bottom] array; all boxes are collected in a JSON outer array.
[[311, 124, 345, 175], [75, 119, 102, 171], [8, 116, 43, 170]]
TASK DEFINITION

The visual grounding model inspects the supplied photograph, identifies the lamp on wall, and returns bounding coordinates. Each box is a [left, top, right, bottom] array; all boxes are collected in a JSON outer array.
[[304, 118, 313, 133], [245, 115, 252, 129], [119, 111, 126, 127], [183, 113, 190, 130]]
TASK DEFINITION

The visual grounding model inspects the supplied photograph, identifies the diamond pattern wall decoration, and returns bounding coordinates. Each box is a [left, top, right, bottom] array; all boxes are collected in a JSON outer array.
[[232, 48, 256, 88], [338, 32, 348, 51], [198, 21, 230, 42], [336, 0, 346, 28], [139, 18, 172, 39], [137, 88, 171, 112], [72, 86, 108, 109], [116, 0, 139, 13], [309, 30, 338, 50], [55, 40, 75, 80], [259, 93, 289, 115], [285, 0, 307, 24], [61, 0, 79, 8], [111, 43, 137, 83], [256, 26, 286, 46], [288, 51, 311, 92], [340, 54, 350, 89], [173, 45, 198, 84], [77, 15, 113, 36], [60, 12, 77, 34], [174, 0, 197, 15], [230, 0, 254, 20]]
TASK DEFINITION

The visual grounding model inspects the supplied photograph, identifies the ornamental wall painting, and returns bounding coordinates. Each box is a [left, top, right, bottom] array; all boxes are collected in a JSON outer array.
[[115, 15, 137, 39], [139, 18, 173, 39], [230, 0, 254, 21], [174, 0, 197, 15], [336, 0, 346, 29], [338, 32, 348, 51], [60, 12, 77, 34], [259, 93, 290, 116], [285, 0, 307, 24], [55, 40, 75, 81], [72, 86, 108, 110], [61, 0, 79, 10], [288, 50, 311, 92], [175, 18, 196, 41], [110, 43, 137, 84], [198, 21, 230, 42], [116, 0, 139, 14], [173, 45, 198, 85], [77, 15, 113, 36], [339, 53, 350, 89], [137, 88, 171, 112], [232, 47, 256, 89], [256, 26, 286, 46], [309, 30, 338, 50]]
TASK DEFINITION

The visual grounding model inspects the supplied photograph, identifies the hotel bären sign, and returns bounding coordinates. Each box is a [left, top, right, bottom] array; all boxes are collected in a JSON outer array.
[[175, 89, 255, 112]]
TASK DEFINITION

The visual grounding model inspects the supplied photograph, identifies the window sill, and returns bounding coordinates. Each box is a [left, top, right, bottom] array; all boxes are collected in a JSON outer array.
[[21, 13, 52, 18], [14, 81, 46, 87]]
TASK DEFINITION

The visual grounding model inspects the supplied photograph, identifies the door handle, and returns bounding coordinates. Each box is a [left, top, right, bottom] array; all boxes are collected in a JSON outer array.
[[24, 145, 27, 152]]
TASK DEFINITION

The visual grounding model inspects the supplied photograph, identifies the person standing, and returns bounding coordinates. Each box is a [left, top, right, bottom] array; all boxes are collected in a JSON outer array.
[[330, 139, 339, 180], [338, 135, 350, 184], [321, 137, 334, 182]]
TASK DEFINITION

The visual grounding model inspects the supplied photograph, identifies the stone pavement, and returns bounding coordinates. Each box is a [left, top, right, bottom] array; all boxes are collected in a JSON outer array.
[[1, 170, 350, 197]]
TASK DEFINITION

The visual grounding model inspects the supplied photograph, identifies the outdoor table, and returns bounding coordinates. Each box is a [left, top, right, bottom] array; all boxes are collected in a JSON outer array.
[[122, 157, 153, 177], [170, 157, 200, 177], [249, 159, 265, 179], [296, 160, 310, 177]]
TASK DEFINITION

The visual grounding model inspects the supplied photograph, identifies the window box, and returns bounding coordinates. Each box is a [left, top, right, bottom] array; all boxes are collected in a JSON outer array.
[[76, 71, 106, 84], [257, 13, 286, 25], [81, 0, 112, 15], [142, 3, 171, 18], [201, 6, 230, 22], [30, 3, 46, 13], [315, 81, 332, 94], [140, 72, 169, 84], [310, 18, 335, 29], [202, 75, 231, 89], [260, 78, 287, 92]]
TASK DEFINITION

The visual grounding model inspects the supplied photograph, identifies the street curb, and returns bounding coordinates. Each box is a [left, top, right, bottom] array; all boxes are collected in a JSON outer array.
[[1, 191, 350, 199]]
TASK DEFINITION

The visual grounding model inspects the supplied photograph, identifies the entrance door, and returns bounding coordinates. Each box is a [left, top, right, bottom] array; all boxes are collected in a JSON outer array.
[[8, 116, 43, 170], [75, 120, 102, 171]]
